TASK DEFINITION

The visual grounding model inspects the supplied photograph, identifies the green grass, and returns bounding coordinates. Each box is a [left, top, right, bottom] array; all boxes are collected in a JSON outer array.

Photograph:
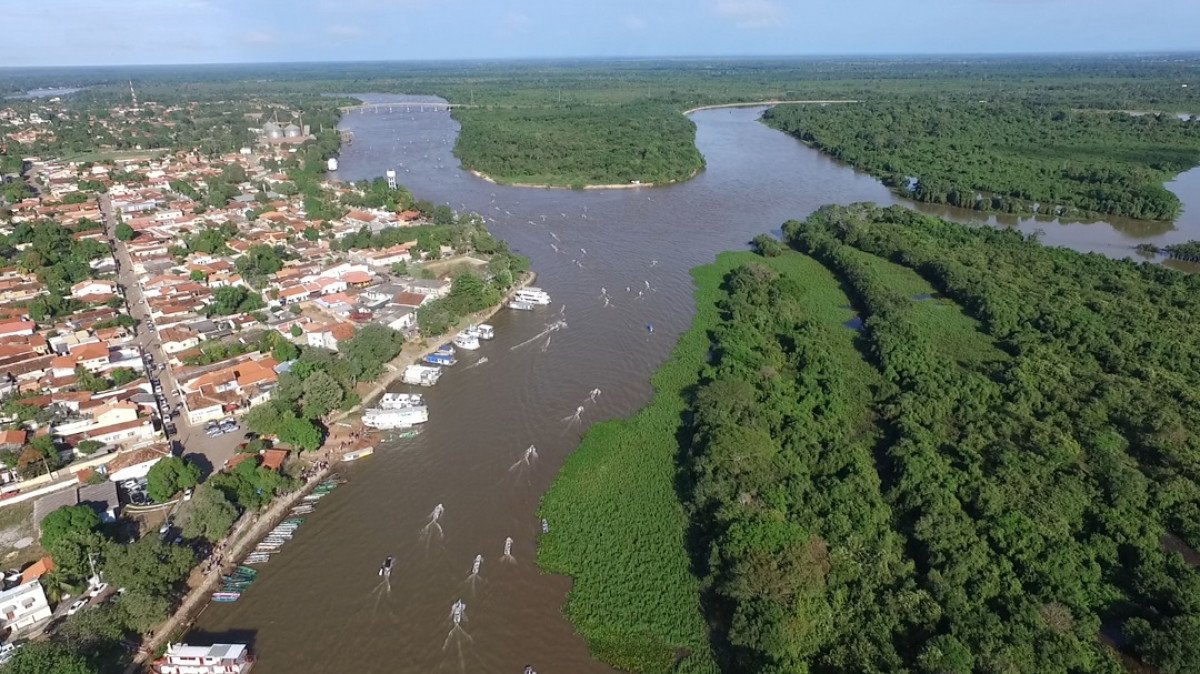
[[842, 246, 1007, 369], [538, 249, 875, 674]]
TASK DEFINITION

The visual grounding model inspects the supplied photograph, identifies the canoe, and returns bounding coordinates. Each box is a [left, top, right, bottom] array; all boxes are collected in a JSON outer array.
[[235, 566, 258, 576]]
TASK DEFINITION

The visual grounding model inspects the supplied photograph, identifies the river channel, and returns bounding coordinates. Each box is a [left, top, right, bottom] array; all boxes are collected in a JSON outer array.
[[191, 94, 1200, 673]]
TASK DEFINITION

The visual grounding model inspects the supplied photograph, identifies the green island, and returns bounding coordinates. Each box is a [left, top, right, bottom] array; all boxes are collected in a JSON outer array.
[[762, 101, 1200, 220], [542, 203, 1200, 674]]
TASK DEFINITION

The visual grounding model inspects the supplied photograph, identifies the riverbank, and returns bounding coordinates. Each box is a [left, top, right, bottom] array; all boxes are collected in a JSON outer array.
[[128, 271, 537, 671], [467, 168, 701, 191]]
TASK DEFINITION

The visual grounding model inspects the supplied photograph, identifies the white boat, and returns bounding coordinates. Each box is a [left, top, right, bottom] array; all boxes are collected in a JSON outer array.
[[159, 643, 253, 674], [379, 392, 425, 409], [362, 406, 429, 430], [402, 364, 443, 387], [453, 332, 481, 350], [470, 324, 495, 340], [508, 300, 535, 311], [514, 287, 551, 305], [342, 446, 375, 462]]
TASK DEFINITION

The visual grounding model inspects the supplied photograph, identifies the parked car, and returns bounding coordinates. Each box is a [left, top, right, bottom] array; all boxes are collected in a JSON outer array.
[[66, 598, 88, 615], [89, 582, 109, 599]]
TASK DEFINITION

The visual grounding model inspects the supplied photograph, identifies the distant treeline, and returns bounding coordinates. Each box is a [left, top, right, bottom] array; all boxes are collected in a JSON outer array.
[[763, 101, 1200, 220]]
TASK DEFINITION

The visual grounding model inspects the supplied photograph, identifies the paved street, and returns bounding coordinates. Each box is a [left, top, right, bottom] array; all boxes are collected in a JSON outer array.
[[99, 196, 244, 474]]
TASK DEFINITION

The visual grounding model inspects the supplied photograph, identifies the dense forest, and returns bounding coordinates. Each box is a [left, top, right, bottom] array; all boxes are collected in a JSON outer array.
[[453, 102, 703, 187], [4, 55, 1199, 189], [543, 204, 1200, 674], [763, 102, 1200, 220]]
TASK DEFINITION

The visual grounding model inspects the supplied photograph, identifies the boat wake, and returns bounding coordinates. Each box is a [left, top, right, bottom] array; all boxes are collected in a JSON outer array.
[[420, 503, 446, 542], [501, 536, 516, 564], [510, 319, 567, 352], [462, 356, 489, 370], [508, 445, 539, 472]]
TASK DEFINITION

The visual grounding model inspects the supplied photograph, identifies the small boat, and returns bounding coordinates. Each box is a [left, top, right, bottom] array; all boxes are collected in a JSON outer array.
[[303, 493, 325, 501], [244, 554, 271, 565], [211, 592, 240, 602], [390, 428, 421, 439], [470, 324, 495, 340], [435, 344, 455, 356], [423, 352, 457, 366], [453, 332, 480, 350], [514, 287, 552, 305], [290, 506, 314, 515], [343, 447, 375, 462], [508, 300, 534, 311], [236, 566, 258, 577], [379, 556, 394, 577], [379, 392, 425, 409], [283, 518, 305, 525]]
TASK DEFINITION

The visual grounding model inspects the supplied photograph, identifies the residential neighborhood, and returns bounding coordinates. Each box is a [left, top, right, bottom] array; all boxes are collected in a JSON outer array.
[[0, 95, 525, 663]]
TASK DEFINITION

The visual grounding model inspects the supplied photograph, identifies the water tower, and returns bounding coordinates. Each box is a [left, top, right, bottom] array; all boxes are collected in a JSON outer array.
[[386, 169, 397, 189]]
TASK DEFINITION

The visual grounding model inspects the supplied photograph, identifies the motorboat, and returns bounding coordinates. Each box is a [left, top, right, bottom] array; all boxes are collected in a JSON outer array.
[[378, 392, 424, 409], [423, 352, 457, 366], [342, 447, 375, 461], [470, 324, 495, 340], [453, 332, 481, 350], [380, 556, 394, 577], [507, 300, 534, 311], [402, 364, 443, 386], [514, 287, 551, 305]]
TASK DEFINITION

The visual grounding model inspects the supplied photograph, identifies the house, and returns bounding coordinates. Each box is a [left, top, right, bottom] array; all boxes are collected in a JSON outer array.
[[159, 327, 201, 354], [400, 278, 451, 299], [305, 323, 355, 352], [0, 581, 52, 634], [260, 448, 288, 472], [0, 321, 35, 339], [103, 443, 171, 483], [78, 480, 120, 522], [70, 279, 118, 300], [18, 557, 54, 586]]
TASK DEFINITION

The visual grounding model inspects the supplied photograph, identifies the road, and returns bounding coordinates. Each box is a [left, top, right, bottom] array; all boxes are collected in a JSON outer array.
[[99, 196, 243, 474]]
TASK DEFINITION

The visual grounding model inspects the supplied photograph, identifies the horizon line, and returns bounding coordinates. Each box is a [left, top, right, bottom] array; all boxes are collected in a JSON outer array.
[[3, 49, 1200, 72]]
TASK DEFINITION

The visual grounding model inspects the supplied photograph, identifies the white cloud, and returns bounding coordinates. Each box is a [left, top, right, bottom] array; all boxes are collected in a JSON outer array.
[[241, 30, 276, 45], [497, 11, 532, 37], [624, 14, 647, 31], [328, 24, 364, 39], [712, 0, 786, 29]]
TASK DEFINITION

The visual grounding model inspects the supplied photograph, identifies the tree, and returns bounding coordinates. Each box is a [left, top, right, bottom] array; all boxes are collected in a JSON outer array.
[[114, 222, 136, 241], [144, 456, 200, 503], [290, 324, 303, 337], [116, 589, 171, 633], [751, 233, 784, 257], [206, 286, 264, 316], [190, 269, 207, 283], [1, 641, 97, 674], [208, 457, 295, 510], [56, 603, 126, 653], [179, 484, 238, 543], [300, 370, 343, 420], [44, 531, 111, 585], [40, 505, 100, 549], [103, 536, 194, 597], [341, 324, 405, 380]]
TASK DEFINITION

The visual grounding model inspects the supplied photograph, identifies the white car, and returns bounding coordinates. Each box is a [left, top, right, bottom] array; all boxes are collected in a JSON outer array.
[[89, 582, 109, 599], [66, 598, 89, 615]]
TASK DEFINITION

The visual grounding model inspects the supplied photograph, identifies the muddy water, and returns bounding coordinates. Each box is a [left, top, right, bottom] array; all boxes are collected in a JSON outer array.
[[192, 95, 1200, 673]]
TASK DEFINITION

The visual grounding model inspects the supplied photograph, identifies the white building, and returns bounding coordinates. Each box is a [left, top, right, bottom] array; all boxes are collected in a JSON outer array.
[[0, 581, 52, 634], [158, 643, 253, 674]]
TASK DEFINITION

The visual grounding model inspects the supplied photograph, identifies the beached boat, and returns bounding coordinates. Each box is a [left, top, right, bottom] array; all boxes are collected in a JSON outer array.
[[235, 566, 258, 577], [508, 300, 535, 311], [514, 287, 552, 305], [389, 428, 421, 439], [363, 406, 428, 430], [423, 352, 457, 366], [402, 364, 443, 387], [211, 592, 241, 602], [453, 332, 481, 350], [244, 553, 271, 565], [378, 392, 425, 409], [470, 324, 495, 340], [342, 446, 375, 462]]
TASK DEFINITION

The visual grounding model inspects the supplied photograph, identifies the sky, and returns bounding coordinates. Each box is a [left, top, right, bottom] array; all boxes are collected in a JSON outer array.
[[3, 0, 1199, 67]]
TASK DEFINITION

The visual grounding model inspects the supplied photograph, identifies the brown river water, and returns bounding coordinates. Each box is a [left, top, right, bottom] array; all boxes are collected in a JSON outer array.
[[190, 95, 1200, 673]]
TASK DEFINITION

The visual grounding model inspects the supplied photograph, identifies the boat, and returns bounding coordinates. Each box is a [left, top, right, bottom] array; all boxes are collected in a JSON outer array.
[[435, 344, 455, 356], [362, 406, 428, 430], [290, 506, 314, 515], [379, 556, 394, 577], [343, 446, 375, 462], [514, 287, 552, 305], [508, 300, 535, 311], [470, 324, 495, 340], [453, 332, 481, 350], [158, 643, 253, 674], [211, 592, 241, 602], [390, 428, 421, 439], [244, 553, 271, 565], [402, 364, 443, 387], [302, 494, 325, 502], [235, 566, 258, 577], [378, 392, 425, 409], [423, 352, 457, 366]]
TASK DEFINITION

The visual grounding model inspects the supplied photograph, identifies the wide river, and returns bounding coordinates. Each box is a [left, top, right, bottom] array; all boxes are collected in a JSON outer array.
[[193, 94, 1200, 672]]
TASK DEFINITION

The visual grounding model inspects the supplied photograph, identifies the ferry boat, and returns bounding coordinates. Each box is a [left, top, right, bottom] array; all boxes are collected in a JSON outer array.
[[471, 324, 495, 340], [158, 643, 253, 674], [514, 287, 552, 305], [342, 446, 375, 462], [453, 332, 481, 350], [508, 300, 535, 311], [378, 392, 424, 409], [423, 352, 457, 367], [402, 364, 443, 387], [362, 405, 429, 430]]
